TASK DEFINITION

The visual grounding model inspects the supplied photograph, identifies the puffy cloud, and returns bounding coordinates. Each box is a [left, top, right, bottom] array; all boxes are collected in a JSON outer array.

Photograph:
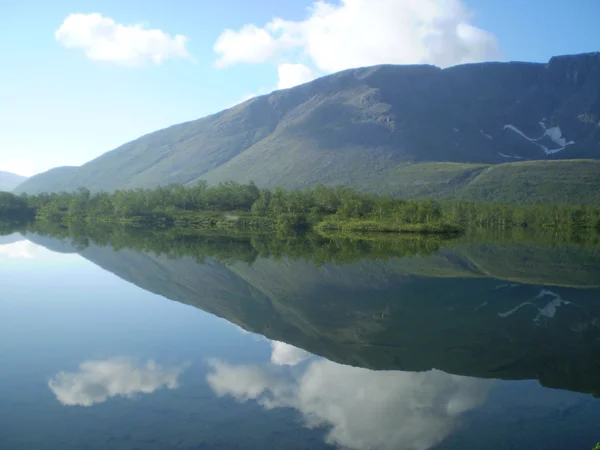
[[214, 25, 279, 68], [276, 63, 319, 89], [270, 341, 312, 366], [49, 357, 187, 406], [213, 0, 500, 86], [56, 13, 191, 66], [207, 358, 492, 450]]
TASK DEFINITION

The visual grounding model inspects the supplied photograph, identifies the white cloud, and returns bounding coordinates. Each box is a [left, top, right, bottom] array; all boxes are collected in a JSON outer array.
[[56, 13, 191, 66], [270, 341, 312, 366], [214, 24, 279, 68], [213, 0, 500, 86], [277, 63, 319, 89], [49, 357, 187, 406], [207, 358, 492, 450]]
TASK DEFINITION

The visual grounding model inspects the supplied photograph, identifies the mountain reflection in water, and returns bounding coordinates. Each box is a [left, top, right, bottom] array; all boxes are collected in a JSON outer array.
[[3, 227, 600, 449], [19, 229, 600, 396]]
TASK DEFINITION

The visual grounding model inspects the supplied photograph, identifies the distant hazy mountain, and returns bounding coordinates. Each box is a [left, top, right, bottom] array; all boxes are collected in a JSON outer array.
[[0, 171, 27, 192], [16, 52, 600, 201]]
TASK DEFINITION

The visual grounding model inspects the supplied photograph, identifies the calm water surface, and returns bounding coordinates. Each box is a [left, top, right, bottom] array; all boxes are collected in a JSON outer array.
[[1, 232, 600, 449]]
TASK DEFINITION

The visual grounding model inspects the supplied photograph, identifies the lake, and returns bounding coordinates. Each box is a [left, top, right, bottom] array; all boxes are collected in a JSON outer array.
[[1, 229, 600, 449]]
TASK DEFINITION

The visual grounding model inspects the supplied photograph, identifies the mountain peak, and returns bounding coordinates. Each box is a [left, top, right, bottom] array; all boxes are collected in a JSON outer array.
[[15, 52, 600, 196]]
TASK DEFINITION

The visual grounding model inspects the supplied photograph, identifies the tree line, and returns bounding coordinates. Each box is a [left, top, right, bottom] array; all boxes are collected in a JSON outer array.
[[2, 181, 600, 234]]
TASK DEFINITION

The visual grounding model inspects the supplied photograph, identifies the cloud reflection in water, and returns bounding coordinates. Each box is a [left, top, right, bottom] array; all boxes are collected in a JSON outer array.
[[270, 341, 312, 366], [49, 357, 188, 406], [207, 348, 491, 450]]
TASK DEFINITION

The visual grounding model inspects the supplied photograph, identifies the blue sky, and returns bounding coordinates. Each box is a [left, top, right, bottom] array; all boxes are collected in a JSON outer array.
[[1, 0, 598, 177]]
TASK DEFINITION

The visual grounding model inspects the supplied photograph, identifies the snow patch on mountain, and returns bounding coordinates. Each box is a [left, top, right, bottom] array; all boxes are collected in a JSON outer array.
[[541, 122, 574, 147], [503, 122, 575, 155], [498, 152, 524, 159], [503, 124, 531, 140]]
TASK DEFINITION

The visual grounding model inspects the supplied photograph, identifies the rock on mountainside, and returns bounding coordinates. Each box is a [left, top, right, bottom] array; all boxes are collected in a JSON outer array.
[[16, 52, 600, 196], [0, 171, 28, 192]]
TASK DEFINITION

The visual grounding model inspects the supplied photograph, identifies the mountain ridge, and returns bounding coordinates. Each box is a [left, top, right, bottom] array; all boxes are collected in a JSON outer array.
[[15, 52, 600, 198], [0, 171, 28, 192]]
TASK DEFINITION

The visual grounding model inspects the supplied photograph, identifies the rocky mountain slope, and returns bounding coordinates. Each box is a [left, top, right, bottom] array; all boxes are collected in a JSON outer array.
[[16, 52, 600, 198]]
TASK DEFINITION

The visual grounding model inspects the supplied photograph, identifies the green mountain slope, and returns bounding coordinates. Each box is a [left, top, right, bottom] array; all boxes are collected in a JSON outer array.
[[359, 159, 600, 204], [453, 160, 600, 204], [15, 53, 600, 198], [0, 171, 28, 192], [12, 167, 77, 194]]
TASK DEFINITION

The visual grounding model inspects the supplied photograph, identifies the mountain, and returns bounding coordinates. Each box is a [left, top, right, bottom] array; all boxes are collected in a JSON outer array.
[[13, 167, 77, 195], [361, 159, 600, 204], [16, 52, 600, 199], [26, 233, 600, 396], [0, 171, 28, 192]]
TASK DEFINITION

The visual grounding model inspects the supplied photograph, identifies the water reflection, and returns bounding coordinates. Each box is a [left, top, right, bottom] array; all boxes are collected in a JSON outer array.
[[207, 352, 492, 450], [270, 341, 312, 366], [3, 228, 600, 448], [0, 237, 42, 258], [49, 357, 188, 407], [495, 288, 572, 322], [20, 230, 600, 396]]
